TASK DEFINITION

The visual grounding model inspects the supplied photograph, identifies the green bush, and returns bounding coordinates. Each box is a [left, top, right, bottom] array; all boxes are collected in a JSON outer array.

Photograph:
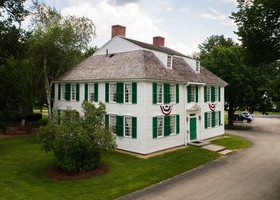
[[39, 101, 117, 172]]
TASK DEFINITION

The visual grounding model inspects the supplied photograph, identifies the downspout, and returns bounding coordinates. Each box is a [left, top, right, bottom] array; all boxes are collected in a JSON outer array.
[[184, 84, 187, 145]]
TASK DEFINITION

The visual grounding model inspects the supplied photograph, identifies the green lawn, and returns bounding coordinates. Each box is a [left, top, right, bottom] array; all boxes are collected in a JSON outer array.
[[0, 136, 220, 200], [211, 134, 250, 150]]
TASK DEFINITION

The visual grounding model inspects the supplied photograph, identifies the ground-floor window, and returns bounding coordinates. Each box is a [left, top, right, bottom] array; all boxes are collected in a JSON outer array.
[[204, 111, 221, 129], [153, 115, 180, 138]]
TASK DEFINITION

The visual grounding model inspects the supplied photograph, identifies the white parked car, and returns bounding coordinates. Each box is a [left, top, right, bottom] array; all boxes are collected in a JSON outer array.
[[241, 112, 253, 120]]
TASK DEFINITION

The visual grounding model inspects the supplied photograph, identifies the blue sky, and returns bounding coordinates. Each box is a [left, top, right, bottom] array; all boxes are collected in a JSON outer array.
[[25, 0, 238, 56]]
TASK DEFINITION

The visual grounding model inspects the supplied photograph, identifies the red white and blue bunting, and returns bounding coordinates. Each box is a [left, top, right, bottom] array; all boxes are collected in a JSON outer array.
[[208, 103, 216, 112], [160, 104, 173, 116]]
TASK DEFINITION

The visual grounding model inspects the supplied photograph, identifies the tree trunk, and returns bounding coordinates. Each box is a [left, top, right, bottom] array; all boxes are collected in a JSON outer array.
[[43, 59, 52, 119], [228, 103, 235, 126]]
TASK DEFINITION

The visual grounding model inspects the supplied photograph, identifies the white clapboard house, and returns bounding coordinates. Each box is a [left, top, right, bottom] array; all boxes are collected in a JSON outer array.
[[54, 25, 227, 155]]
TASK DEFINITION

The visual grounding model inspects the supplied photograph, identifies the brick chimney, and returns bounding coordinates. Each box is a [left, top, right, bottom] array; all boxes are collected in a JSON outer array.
[[153, 36, 165, 46], [111, 25, 126, 38]]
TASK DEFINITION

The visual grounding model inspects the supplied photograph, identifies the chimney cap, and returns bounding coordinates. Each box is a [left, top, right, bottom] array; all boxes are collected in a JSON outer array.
[[153, 36, 165, 46]]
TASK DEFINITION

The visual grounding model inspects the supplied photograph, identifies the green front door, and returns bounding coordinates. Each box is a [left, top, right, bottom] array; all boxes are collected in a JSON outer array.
[[190, 117, 197, 140]]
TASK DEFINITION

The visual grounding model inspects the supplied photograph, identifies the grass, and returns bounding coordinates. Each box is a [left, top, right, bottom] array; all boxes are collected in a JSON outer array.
[[211, 134, 250, 150], [0, 136, 220, 200]]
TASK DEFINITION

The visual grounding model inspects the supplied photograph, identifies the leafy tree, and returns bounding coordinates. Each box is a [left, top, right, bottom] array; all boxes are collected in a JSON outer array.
[[231, 0, 280, 66], [201, 45, 252, 125], [28, 1, 96, 118], [231, 0, 280, 112], [0, 0, 29, 125], [198, 35, 237, 60], [39, 101, 116, 173]]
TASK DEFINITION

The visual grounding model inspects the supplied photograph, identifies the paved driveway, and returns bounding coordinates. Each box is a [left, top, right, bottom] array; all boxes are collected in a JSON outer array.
[[120, 117, 280, 200]]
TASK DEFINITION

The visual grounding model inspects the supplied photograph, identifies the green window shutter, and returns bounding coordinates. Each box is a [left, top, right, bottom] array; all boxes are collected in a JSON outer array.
[[132, 117, 137, 139], [117, 82, 124, 103], [176, 115, 180, 134], [218, 87, 221, 102], [164, 83, 170, 104], [132, 82, 137, 104], [195, 85, 198, 103], [105, 83, 109, 103], [176, 84, 179, 103], [65, 83, 71, 101], [84, 83, 88, 101], [116, 115, 124, 136], [204, 112, 208, 129], [187, 85, 191, 103], [204, 86, 207, 102], [153, 117, 158, 138], [219, 111, 221, 126], [94, 83, 98, 102], [211, 111, 215, 128], [58, 84, 61, 100], [164, 115, 170, 136], [105, 114, 109, 129], [211, 86, 215, 102], [152, 82, 157, 104], [76, 83, 80, 101]]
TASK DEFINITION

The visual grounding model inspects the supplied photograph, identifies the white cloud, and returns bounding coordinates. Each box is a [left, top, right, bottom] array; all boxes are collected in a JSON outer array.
[[170, 41, 199, 57], [61, 1, 166, 47], [219, 0, 237, 5]]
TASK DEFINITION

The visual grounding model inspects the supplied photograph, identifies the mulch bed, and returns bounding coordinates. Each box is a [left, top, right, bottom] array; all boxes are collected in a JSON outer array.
[[47, 165, 109, 181]]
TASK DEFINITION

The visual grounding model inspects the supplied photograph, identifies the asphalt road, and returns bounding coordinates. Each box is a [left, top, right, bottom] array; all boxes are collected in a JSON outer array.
[[119, 117, 280, 200]]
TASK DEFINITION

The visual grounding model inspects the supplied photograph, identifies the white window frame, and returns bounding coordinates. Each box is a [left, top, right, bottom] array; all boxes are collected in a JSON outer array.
[[214, 86, 218, 102], [88, 83, 95, 102], [196, 60, 200, 72], [109, 115, 117, 135], [167, 55, 172, 68], [207, 112, 211, 128], [124, 83, 132, 104], [190, 86, 196, 102], [206, 86, 210, 102], [124, 116, 132, 138], [157, 116, 164, 137], [157, 84, 163, 104], [109, 83, 117, 103], [71, 83, 76, 101], [61, 84, 66, 100], [215, 111, 219, 127], [170, 115, 176, 135], [170, 84, 176, 103]]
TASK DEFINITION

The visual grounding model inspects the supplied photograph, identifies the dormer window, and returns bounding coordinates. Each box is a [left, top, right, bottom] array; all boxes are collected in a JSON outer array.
[[196, 60, 200, 72], [167, 55, 172, 68]]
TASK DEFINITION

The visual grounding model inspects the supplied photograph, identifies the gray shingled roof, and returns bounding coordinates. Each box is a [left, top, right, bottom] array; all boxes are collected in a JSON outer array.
[[55, 50, 227, 86], [122, 37, 188, 57]]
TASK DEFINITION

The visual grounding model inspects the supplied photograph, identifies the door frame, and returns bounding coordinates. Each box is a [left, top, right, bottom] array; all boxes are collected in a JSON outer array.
[[189, 113, 197, 141]]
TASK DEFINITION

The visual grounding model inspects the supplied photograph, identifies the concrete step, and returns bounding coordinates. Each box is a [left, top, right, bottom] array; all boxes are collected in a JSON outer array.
[[201, 144, 226, 152], [188, 141, 210, 147], [219, 149, 233, 155]]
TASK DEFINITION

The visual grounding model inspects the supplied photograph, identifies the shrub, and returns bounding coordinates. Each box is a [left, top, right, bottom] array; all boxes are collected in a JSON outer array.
[[39, 101, 117, 172]]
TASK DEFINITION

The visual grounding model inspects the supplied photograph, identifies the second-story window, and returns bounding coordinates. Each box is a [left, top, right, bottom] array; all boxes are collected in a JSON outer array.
[[187, 85, 198, 103], [125, 83, 132, 103], [190, 86, 195, 102], [157, 84, 163, 103], [170, 84, 176, 103], [110, 83, 117, 103], [71, 84, 76, 101]]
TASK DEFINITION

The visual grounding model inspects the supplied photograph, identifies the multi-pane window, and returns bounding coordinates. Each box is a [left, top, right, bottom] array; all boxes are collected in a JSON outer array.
[[190, 86, 195, 102], [214, 87, 219, 102], [110, 83, 117, 102], [61, 84, 66, 100], [196, 60, 200, 72], [71, 84, 76, 101], [206, 112, 211, 128], [88, 84, 95, 101], [170, 115, 176, 135], [109, 115, 116, 135], [157, 84, 163, 103], [170, 84, 176, 103], [124, 116, 132, 137], [167, 55, 172, 68], [125, 83, 132, 103], [206, 86, 210, 102], [215, 111, 219, 127], [157, 117, 163, 137]]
